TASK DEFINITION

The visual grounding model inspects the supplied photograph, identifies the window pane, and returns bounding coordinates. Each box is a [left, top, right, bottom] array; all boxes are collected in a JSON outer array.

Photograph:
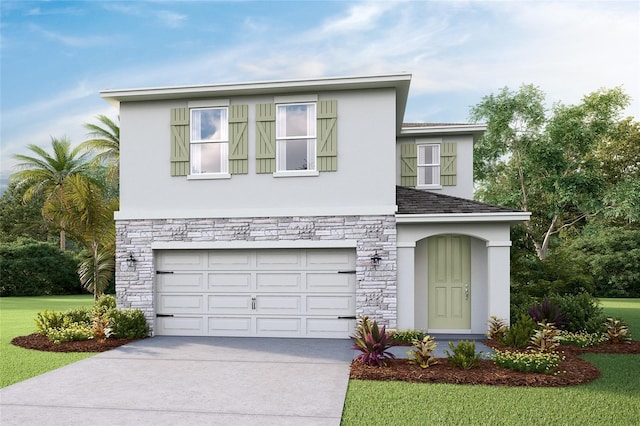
[[419, 145, 434, 164], [277, 104, 315, 138], [191, 143, 224, 174], [419, 165, 439, 185], [284, 139, 309, 170], [191, 108, 228, 141]]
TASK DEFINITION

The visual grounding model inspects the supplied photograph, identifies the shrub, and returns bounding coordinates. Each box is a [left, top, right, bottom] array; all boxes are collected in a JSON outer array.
[[63, 307, 93, 324], [487, 316, 508, 341], [351, 316, 395, 367], [549, 293, 606, 333], [105, 309, 151, 339], [407, 335, 438, 368], [501, 314, 536, 348], [529, 299, 567, 329], [94, 294, 117, 315], [604, 317, 632, 343], [35, 309, 66, 334], [392, 329, 425, 344], [0, 238, 84, 296], [92, 312, 113, 341], [445, 340, 483, 369], [529, 322, 560, 353], [47, 323, 93, 344], [557, 331, 606, 347], [493, 350, 564, 374]]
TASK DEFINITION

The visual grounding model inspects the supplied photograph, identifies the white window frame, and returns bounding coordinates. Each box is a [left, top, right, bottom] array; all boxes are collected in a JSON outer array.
[[417, 144, 441, 188], [188, 107, 230, 179], [274, 102, 318, 177]]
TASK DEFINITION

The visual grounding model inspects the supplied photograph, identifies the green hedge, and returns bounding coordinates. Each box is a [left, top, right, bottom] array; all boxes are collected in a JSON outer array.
[[0, 239, 84, 296]]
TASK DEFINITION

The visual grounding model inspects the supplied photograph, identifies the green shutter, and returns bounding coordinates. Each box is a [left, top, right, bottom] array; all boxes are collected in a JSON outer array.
[[317, 100, 337, 172], [401, 143, 417, 187], [255, 103, 276, 173], [229, 104, 248, 174], [170, 108, 189, 176], [440, 142, 457, 186]]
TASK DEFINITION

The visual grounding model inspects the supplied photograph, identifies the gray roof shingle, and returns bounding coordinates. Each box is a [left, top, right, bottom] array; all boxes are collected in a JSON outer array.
[[396, 186, 523, 215]]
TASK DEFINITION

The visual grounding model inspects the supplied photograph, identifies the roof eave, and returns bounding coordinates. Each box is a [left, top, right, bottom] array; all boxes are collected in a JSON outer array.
[[395, 212, 531, 223], [100, 73, 412, 116], [399, 124, 486, 140]]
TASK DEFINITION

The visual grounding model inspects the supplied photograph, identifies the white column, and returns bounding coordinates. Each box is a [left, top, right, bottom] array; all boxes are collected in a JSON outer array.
[[396, 242, 416, 330], [486, 240, 512, 326]]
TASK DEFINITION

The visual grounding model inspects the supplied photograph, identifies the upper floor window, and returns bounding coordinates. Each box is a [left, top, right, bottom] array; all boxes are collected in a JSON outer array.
[[190, 107, 228, 175], [276, 103, 316, 172], [418, 144, 440, 186]]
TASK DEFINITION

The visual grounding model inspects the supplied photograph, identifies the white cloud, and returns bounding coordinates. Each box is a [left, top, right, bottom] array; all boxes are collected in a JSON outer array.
[[28, 24, 113, 48], [156, 10, 187, 28]]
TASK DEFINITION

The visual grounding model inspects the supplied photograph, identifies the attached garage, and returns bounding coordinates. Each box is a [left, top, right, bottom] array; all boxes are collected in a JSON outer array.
[[155, 248, 357, 338]]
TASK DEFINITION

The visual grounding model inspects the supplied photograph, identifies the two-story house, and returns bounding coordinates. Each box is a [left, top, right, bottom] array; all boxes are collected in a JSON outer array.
[[101, 73, 529, 339]]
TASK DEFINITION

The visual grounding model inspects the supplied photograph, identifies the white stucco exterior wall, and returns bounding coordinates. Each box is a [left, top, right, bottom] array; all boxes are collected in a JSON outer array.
[[117, 88, 398, 220]]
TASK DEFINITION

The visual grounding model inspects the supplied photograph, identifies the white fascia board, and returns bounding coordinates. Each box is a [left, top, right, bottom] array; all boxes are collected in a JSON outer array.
[[114, 205, 397, 220], [400, 124, 486, 137], [151, 240, 358, 250], [395, 212, 531, 223], [100, 73, 411, 103]]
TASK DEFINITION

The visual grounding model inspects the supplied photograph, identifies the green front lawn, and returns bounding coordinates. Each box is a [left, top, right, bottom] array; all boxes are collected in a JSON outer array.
[[0, 295, 95, 388], [342, 298, 640, 425]]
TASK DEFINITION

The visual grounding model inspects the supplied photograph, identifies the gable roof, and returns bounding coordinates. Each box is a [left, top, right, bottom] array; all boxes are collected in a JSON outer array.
[[396, 186, 523, 215]]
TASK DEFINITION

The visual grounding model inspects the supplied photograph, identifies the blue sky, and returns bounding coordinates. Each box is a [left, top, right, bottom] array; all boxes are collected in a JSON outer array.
[[1, 1, 639, 191]]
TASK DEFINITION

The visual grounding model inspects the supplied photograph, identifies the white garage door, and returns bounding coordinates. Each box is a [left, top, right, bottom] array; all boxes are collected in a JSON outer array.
[[155, 249, 357, 338]]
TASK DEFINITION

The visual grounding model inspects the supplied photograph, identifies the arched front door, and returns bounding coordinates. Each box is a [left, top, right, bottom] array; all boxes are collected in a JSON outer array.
[[428, 234, 471, 330]]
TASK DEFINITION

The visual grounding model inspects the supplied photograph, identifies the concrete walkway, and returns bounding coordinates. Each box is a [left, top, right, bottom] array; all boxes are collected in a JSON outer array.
[[0, 337, 354, 426]]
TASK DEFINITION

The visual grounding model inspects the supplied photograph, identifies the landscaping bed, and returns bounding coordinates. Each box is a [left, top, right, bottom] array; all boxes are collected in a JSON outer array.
[[12, 333, 139, 353], [350, 340, 640, 387]]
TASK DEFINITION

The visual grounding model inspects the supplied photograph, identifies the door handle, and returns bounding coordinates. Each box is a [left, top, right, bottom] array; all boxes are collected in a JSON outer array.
[[465, 286, 469, 300], [251, 296, 256, 310]]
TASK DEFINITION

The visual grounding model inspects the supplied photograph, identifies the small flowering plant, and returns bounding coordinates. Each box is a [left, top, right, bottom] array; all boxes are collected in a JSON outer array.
[[557, 331, 606, 348], [493, 349, 564, 374]]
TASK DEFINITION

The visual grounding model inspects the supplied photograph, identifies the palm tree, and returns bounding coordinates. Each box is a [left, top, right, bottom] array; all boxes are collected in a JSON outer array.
[[43, 174, 117, 300], [12, 137, 94, 250], [81, 115, 120, 184]]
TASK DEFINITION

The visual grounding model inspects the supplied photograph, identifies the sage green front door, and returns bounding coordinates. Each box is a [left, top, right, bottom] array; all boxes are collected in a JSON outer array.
[[428, 235, 471, 329]]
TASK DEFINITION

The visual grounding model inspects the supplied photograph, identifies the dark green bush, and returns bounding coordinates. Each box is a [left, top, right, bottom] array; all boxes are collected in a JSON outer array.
[[0, 238, 84, 296], [391, 329, 425, 344], [548, 293, 606, 333], [501, 314, 536, 348], [105, 309, 151, 339]]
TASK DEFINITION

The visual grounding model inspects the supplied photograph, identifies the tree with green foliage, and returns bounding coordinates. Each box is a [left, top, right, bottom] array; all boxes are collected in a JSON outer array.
[[81, 114, 120, 186], [471, 85, 631, 261], [11, 137, 95, 250], [0, 181, 50, 243], [43, 174, 117, 300]]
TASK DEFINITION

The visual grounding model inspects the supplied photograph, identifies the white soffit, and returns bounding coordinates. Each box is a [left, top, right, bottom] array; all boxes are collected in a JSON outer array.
[[395, 212, 532, 223]]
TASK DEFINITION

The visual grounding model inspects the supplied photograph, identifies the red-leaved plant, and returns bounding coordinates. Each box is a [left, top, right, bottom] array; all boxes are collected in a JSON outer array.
[[351, 315, 395, 367]]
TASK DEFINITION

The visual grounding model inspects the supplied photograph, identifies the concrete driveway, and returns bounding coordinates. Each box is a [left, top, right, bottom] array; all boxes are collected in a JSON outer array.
[[0, 337, 354, 426]]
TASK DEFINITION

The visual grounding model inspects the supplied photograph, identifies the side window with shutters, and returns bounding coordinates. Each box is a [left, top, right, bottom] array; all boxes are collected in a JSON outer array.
[[401, 141, 457, 188], [170, 105, 248, 177]]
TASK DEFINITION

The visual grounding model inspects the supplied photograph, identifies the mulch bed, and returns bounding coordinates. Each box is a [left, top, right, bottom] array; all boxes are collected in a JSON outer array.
[[11, 333, 139, 353], [350, 340, 640, 387], [12, 333, 640, 388]]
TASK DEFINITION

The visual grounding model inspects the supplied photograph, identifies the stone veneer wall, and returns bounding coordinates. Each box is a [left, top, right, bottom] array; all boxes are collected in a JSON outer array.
[[115, 215, 397, 333]]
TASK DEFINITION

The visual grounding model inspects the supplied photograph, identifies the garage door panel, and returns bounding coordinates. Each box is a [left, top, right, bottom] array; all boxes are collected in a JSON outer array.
[[256, 273, 301, 291], [306, 295, 354, 315], [306, 273, 355, 292], [208, 295, 252, 312], [157, 252, 206, 270], [208, 317, 252, 335], [306, 250, 355, 269], [306, 318, 355, 337], [208, 273, 252, 291], [208, 252, 253, 268], [256, 251, 302, 268], [257, 295, 301, 313], [157, 316, 204, 336], [157, 273, 204, 292], [158, 294, 204, 313], [256, 317, 302, 335]]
